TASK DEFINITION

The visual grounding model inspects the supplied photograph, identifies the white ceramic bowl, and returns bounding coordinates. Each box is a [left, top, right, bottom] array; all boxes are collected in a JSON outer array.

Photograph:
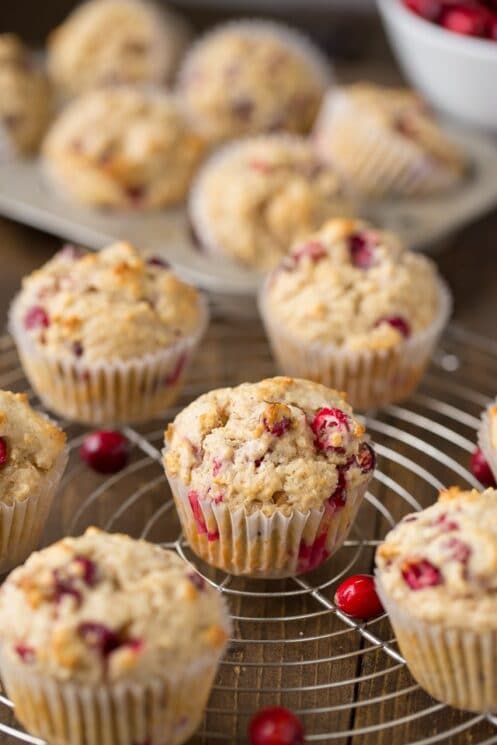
[[377, 0, 497, 132]]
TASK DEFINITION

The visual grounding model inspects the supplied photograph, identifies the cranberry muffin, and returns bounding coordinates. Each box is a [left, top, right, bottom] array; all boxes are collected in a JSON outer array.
[[0, 390, 67, 574], [189, 134, 349, 273], [313, 83, 466, 198], [259, 218, 451, 409], [0, 528, 230, 745], [177, 20, 331, 144], [47, 0, 188, 98], [376, 486, 497, 712], [9, 242, 208, 425], [0, 34, 52, 155], [42, 86, 205, 210], [164, 376, 375, 577]]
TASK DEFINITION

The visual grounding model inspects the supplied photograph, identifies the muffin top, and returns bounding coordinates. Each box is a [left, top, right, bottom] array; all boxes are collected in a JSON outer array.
[[165, 376, 375, 516], [42, 86, 205, 209], [0, 390, 66, 506], [177, 20, 330, 143], [0, 34, 52, 153], [376, 487, 497, 631], [10, 242, 204, 363], [314, 83, 465, 188], [47, 0, 186, 97], [0, 528, 230, 683], [262, 218, 446, 350], [190, 135, 347, 272]]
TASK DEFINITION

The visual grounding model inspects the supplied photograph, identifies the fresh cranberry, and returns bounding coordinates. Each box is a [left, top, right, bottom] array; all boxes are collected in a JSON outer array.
[[146, 256, 169, 269], [311, 407, 350, 453], [187, 571, 205, 591], [334, 574, 384, 620], [24, 306, 50, 330], [15, 644, 35, 663], [0, 437, 8, 468], [470, 447, 496, 487], [489, 14, 497, 39], [293, 241, 327, 264], [356, 442, 375, 474], [404, 0, 443, 21], [402, 559, 442, 590], [80, 431, 130, 474], [248, 706, 305, 745], [164, 353, 187, 386], [349, 232, 376, 269], [444, 537, 471, 563], [263, 416, 292, 437], [375, 315, 411, 339], [78, 623, 122, 657], [441, 4, 491, 36], [298, 531, 329, 573], [188, 491, 219, 541]]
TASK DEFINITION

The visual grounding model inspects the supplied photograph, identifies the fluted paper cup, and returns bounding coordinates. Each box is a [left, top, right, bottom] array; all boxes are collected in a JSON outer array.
[[259, 278, 452, 411]]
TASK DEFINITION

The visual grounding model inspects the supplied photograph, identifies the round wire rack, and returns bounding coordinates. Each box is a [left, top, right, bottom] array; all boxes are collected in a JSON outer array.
[[0, 319, 496, 745]]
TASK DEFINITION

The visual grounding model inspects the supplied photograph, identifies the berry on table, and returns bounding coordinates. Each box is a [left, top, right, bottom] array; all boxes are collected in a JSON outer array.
[[80, 431, 130, 474], [470, 447, 496, 487], [248, 706, 305, 745], [334, 574, 384, 620]]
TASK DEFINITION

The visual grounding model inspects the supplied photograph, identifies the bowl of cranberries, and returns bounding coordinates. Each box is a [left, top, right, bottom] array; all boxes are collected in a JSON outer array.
[[377, 0, 497, 131]]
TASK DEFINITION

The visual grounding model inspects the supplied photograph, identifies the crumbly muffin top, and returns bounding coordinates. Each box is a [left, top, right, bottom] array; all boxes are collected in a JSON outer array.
[[48, 0, 185, 96], [190, 135, 347, 272], [262, 219, 445, 350], [177, 20, 330, 143], [10, 242, 204, 363], [0, 528, 230, 683], [165, 376, 375, 516], [376, 487, 497, 630], [0, 34, 51, 153], [0, 390, 66, 506], [42, 87, 205, 208]]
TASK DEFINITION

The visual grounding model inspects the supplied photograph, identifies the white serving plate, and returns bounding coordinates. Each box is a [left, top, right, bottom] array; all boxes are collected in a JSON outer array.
[[0, 126, 496, 317]]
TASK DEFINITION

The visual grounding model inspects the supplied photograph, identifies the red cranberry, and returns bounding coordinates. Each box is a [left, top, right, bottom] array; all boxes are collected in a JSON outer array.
[[404, 0, 443, 21], [433, 513, 459, 532], [0, 437, 8, 468], [146, 256, 169, 268], [311, 407, 350, 453], [293, 241, 327, 264], [74, 556, 98, 586], [402, 559, 442, 590], [15, 644, 35, 663], [375, 315, 411, 339], [53, 571, 82, 604], [489, 14, 497, 39], [356, 442, 375, 474], [298, 531, 329, 573], [248, 706, 305, 745], [349, 232, 376, 269], [188, 491, 219, 541], [78, 622, 122, 657], [441, 4, 491, 36], [470, 448, 496, 487], [329, 468, 347, 509], [263, 416, 292, 437], [80, 431, 130, 474], [334, 574, 384, 620], [24, 306, 50, 330]]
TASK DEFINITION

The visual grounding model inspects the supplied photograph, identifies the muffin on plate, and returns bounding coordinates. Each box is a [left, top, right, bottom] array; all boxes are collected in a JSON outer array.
[[0, 34, 52, 156], [42, 86, 205, 210], [0, 390, 67, 574], [259, 218, 451, 410], [9, 242, 208, 425], [312, 83, 466, 198], [47, 0, 188, 98], [177, 19, 331, 144], [0, 528, 230, 745], [478, 398, 497, 484], [376, 486, 497, 713], [189, 134, 350, 273], [164, 376, 375, 578]]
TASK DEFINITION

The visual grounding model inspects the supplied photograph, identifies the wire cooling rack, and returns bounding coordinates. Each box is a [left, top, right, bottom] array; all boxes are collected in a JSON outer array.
[[0, 319, 496, 745]]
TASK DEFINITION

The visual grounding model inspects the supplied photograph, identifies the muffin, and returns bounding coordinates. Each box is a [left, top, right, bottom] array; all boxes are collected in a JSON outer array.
[[164, 376, 375, 578], [0, 34, 52, 156], [312, 84, 466, 198], [42, 86, 205, 210], [376, 486, 497, 713], [478, 398, 497, 483], [189, 134, 350, 273], [47, 0, 188, 98], [0, 528, 230, 745], [259, 218, 451, 410], [9, 242, 208, 425], [177, 20, 331, 144], [0, 390, 67, 574]]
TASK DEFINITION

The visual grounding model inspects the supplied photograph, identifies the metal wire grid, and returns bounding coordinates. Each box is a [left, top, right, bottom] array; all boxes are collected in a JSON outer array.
[[0, 322, 497, 744]]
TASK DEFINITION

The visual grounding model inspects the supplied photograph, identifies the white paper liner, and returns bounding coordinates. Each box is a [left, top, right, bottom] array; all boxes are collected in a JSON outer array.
[[165, 466, 371, 578], [8, 295, 209, 426], [376, 575, 497, 713], [478, 400, 497, 484], [312, 90, 463, 198], [0, 448, 67, 575], [259, 278, 452, 411], [0, 645, 220, 745]]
